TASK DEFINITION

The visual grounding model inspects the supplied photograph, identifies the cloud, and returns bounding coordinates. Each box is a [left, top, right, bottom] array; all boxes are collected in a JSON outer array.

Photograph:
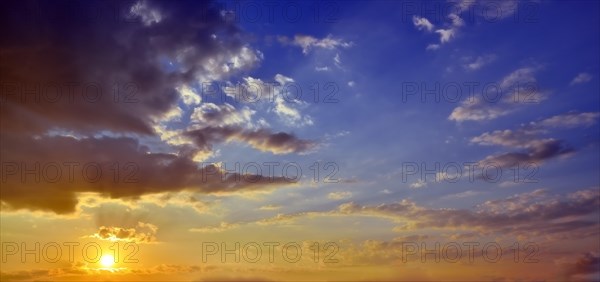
[[537, 112, 600, 128], [258, 204, 281, 211], [190, 103, 255, 128], [91, 222, 158, 243], [426, 44, 440, 51], [0, 0, 260, 136], [435, 28, 456, 43], [562, 252, 600, 281], [428, 14, 465, 48], [189, 222, 240, 233], [0, 135, 296, 214], [222, 74, 314, 127], [412, 16, 434, 32], [448, 97, 513, 121], [409, 180, 427, 189], [0, 1, 318, 214], [233, 188, 600, 239], [184, 126, 317, 155], [470, 111, 598, 170], [328, 191, 353, 200], [570, 72, 593, 85], [277, 34, 353, 54], [449, 67, 543, 122], [463, 54, 496, 70], [471, 128, 573, 169], [177, 84, 202, 106]]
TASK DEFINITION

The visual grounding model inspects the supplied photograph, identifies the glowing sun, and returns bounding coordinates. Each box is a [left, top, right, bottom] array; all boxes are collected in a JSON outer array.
[[100, 255, 115, 268]]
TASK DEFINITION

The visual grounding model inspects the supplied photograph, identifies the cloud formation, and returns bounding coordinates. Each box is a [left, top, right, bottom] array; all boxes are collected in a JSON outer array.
[[277, 34, 353, 54]]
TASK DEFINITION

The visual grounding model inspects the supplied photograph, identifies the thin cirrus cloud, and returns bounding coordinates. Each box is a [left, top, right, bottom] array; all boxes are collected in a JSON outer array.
[[204, 188, 599, 239], [448, 67, 543, 122], [571, 72, 593, 85], [277, 34, 353, 54]]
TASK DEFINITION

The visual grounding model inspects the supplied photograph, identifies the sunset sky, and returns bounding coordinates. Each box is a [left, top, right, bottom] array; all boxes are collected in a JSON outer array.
[[1, 0, 599, 281]]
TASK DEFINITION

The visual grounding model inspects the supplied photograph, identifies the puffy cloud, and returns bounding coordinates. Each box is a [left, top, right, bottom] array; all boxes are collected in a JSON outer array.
[[177, 84, 202, 106], [435, 28, 456, 43], [92, 222, 158, 243], [190, 103, 255, 128], [0, 0, 317, 214], [222, 74, 314, 127], [412, 16, 434, 32], [0, 0, 259, 135]]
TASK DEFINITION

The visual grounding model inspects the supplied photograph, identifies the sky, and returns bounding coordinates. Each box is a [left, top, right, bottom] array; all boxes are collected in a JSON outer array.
[[0, 0, 599, 281]]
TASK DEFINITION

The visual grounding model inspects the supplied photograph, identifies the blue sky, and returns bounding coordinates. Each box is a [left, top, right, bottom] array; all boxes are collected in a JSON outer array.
[[199, 0, 600, 211]]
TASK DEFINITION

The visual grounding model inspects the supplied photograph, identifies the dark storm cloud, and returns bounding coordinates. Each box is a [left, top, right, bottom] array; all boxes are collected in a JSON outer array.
[[0, 0, 314, 214], [1, 134, 294, 214], [0, 0, 243, 134]]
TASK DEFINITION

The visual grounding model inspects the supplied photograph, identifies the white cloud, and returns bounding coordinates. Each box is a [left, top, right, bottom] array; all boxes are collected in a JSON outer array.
[[194, 45, 263, 82], [409, 179, 427, 189], [334, 53, 342, 68], [448, 13, 464, 27], [274, 73, 294, 86], [130, 0, 162, 26], [448, 97, 513, 122], [273, 94, 314, 127], [177, 84, 202, 105], [279, 34, 353, 54], [190, 103, 255, 128], [570, 72, 593, 85], [412, 16, 434, 32], [435, 28, 456, 43]]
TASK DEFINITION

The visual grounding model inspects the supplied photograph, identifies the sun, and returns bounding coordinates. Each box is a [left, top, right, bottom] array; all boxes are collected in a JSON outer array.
[[100, 254, 115, 268]]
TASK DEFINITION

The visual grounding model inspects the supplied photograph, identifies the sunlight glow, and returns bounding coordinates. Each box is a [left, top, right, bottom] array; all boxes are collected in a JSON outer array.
[[100, 255, 115, 268]]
